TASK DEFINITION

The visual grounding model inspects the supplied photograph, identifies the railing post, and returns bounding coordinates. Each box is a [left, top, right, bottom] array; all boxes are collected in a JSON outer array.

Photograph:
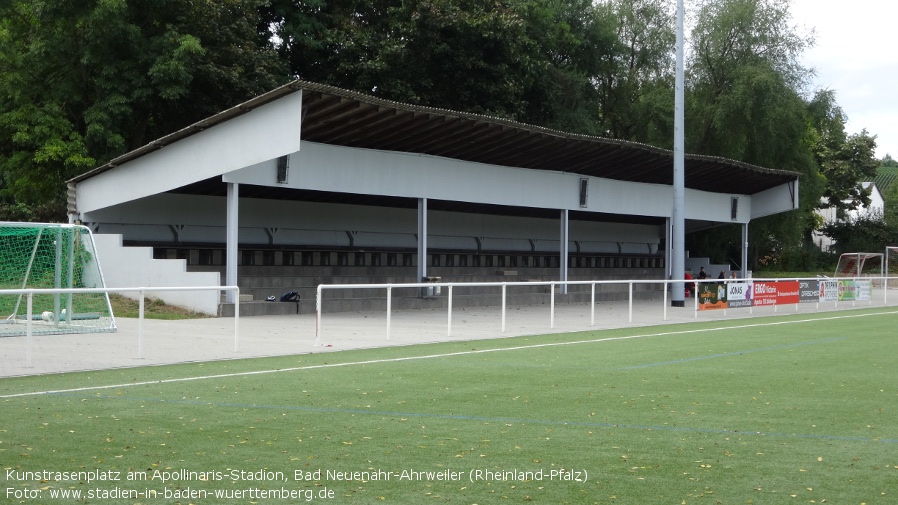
[[233, 286, 240, 352], [628, 281, 633, 323], [661, 281, 670, 321], [138, 289, 145, 359], [693, 282, 698, 318], [550, 282, 555, 329], [501, 283, 507, 333], [26, 292, 33, 368], [590, 283, 595, 326], [315, 285, 322, 347], [386, 286, 392, 340], [447, 285, 453, 336]]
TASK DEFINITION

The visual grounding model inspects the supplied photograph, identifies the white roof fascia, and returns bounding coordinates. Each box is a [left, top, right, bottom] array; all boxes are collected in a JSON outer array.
[[750, 179, 800, 220], [74, 91, 303, 217]]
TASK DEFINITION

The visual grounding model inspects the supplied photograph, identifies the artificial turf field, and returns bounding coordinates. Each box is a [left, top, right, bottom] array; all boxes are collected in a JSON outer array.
[[2, 308, 897, 504]]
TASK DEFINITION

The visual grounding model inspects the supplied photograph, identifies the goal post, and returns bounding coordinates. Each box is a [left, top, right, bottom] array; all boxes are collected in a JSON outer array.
[[0, 222, 116, 336], [887, 246, 898, 290]]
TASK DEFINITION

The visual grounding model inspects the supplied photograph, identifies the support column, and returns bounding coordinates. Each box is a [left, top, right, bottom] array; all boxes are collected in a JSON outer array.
[[226, 182, 239, 303], [417, 198, 428, 284], [741, 222, 749, 279], [560, 209, 569, 295]]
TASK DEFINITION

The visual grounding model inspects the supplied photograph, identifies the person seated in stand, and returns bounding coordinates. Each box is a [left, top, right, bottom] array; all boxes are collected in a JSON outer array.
[[698, 267, 708, 279]]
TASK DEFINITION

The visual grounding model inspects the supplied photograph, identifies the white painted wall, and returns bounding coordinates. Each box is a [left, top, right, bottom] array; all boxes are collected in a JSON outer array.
[[92, 234, 221, 315], [750, 179, 799, 219], [225, 141, 756, 223]]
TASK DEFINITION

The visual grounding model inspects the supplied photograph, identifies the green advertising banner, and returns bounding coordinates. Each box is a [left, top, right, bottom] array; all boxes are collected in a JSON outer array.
[[697, 282, 728, 310], [838, 280, 857, 301]]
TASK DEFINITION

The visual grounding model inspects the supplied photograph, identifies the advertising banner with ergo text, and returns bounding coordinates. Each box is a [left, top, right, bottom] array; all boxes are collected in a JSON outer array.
[[751, 281, 776, 307], [699, 279, 872, 311]]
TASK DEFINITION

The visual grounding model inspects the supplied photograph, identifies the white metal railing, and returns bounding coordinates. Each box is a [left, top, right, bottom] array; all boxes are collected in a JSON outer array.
[[316, 276, 897, 345], [1, 286, 239, 368]]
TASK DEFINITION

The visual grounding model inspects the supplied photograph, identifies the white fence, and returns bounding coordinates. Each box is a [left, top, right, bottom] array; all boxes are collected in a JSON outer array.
[[315, 276, 897, 345], [1, 286, 239, 368]]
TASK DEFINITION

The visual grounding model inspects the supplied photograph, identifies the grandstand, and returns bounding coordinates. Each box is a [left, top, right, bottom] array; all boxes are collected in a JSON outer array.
[[67, 81, 800, 316]]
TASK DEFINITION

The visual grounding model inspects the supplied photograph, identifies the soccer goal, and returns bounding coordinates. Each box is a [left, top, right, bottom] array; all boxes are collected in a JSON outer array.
[[0, 222, 115, 336], [834, 252, 884, 278]]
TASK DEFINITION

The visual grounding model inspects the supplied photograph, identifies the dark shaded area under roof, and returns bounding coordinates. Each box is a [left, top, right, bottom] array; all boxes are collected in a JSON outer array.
[[170, 178, 666, 227], [73, 80, 799, 198]]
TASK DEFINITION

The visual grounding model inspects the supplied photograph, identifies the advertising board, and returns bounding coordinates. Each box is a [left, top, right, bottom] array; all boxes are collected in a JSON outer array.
[[697, 282, 728, 310], [819, 280, 839, 302], [798, 280, 819, 303], [726, 281, 753, 308]]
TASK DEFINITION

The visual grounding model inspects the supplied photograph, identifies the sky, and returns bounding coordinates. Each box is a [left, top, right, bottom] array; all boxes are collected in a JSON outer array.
[[788, 0, 898, 159]]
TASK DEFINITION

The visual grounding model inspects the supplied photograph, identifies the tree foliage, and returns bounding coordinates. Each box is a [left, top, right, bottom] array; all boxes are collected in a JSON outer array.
[[820, 211, 896, 256], [882, 154, 898, 168], [0, 0, 888, 267], [683, 0, 822, 268], [806, 90, 880, 218], [883, 179, 898, 235], [586, 0, 675, 145], [687, 0, 811, 156], [0, 0, 286, 220], [262, 0, 617, 131]]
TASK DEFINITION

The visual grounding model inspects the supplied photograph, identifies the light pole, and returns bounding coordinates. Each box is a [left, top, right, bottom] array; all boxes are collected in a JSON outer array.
[[671, 0, 686, 307]]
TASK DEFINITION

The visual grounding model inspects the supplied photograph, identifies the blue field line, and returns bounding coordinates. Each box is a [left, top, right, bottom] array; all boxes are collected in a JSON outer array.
[[618, 336, 848, 370], [55, 391, 898, 444]]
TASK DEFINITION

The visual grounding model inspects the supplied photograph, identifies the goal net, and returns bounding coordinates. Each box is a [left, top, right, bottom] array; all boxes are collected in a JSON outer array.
[[0, 222, 115, 336], [834, 252, 884, 277]]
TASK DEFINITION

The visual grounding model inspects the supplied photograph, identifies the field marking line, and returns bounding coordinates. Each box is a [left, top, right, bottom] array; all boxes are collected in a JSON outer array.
[[2, 309, 896, 399]]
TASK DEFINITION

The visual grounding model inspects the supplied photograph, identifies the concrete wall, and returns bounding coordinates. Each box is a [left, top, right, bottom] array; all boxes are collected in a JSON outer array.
[[92, 234, 221, 315]]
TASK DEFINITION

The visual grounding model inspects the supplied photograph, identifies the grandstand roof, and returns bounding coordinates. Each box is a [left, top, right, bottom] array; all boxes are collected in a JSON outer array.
[[72, 80, 799, 197]]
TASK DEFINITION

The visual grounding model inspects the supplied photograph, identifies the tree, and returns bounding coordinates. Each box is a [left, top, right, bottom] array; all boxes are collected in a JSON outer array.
[[683, 0, 822, 269], [263, 0, 621, 130], [516, 0, 617, 134], [0, 0, 286, 221], [820, 211, 895, 256], [263, 0, 537, 118], [687, 0, 812, 161], [882, 154, 898, 168], [883, 178, 898, 232], [806, 90, 880, 219], [593, 0, 675, 145]]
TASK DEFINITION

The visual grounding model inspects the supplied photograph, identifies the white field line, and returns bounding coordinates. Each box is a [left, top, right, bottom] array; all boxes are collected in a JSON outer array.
[[2, 309, 896, 400]]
